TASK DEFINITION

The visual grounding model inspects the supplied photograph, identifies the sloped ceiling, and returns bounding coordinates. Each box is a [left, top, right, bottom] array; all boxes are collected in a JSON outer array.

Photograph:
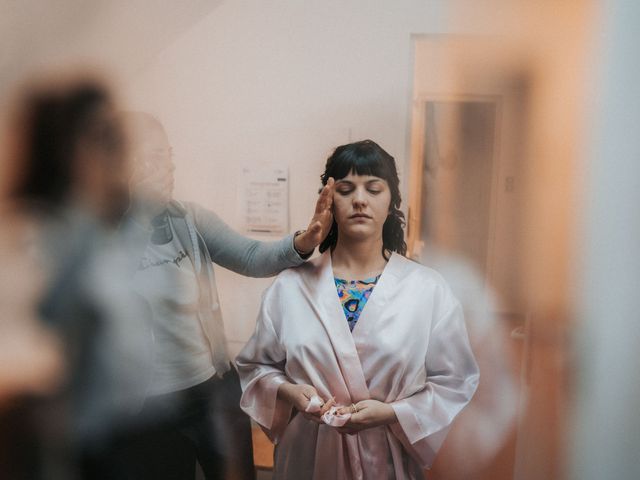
[[0, 0, 223, 96]]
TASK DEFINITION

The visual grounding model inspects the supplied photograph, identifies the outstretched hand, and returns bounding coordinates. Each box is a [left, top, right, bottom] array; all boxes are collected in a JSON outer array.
[[294, 178, 335, 255]]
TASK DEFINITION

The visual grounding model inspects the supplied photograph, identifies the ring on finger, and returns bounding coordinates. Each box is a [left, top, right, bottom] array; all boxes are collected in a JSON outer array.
[[350, 403, 358, 414]]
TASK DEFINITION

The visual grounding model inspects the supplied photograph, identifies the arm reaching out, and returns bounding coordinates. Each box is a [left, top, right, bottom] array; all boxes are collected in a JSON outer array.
[[192, 178, 335, 277]]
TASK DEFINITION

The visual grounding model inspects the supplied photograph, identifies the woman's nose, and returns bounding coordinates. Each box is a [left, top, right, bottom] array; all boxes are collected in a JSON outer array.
[[352, 188, 368, 207]]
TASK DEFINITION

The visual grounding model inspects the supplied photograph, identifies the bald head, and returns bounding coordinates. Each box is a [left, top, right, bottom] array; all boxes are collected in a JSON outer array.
[[119, 111, 169, 155]]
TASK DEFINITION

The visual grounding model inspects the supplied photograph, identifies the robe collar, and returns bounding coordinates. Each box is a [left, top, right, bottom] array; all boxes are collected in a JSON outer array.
[[310, 250, 408, 402]]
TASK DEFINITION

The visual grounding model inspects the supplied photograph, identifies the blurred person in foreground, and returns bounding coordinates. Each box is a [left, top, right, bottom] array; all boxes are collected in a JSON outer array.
[[236, 140, 479, 479], [119, 112, 335, 480], [0, 103, 64, 478], [420, 249, 519, 479], [416, 152, 519, 477], [0, 203, 64, 480], [3, 74, 153, 479]]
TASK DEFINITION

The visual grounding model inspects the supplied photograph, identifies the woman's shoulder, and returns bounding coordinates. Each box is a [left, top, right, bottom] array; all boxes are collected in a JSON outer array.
[[389, 253, 459, 305], [260, 257, 322, 308], [261, 255, 327, 301], [272, 254, 324, 282], [391, 253, 451, 287]]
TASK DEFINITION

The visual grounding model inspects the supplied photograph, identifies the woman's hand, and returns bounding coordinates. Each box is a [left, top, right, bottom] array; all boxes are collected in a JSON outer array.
[[335, 399, 398, 435], [277, 382, 335, 424], [294, 178, 335, 255]]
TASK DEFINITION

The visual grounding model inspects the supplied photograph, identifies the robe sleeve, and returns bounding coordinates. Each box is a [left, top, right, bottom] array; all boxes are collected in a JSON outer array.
[[235, 287, 292, 443], [390, 300, 480, 468]]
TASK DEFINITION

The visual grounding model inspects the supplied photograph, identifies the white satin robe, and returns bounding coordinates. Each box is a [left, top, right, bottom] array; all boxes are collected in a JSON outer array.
[[236, 251, 479, 480]]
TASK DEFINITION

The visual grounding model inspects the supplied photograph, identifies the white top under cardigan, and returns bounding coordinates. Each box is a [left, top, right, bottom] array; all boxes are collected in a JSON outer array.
[[127, 199, 308, 394]]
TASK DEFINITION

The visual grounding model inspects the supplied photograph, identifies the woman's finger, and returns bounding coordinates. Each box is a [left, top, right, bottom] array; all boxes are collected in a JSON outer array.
[[315, 178, 334, 213], [336, 403, 360, 415], [320, 396, 335, 415]]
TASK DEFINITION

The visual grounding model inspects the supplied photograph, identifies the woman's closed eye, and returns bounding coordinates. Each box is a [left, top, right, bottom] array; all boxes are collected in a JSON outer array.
[[336, 187, 382, 195]]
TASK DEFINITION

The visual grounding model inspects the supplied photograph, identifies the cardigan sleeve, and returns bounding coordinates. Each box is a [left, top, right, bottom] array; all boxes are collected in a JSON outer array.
[[188, 202, 306, 277]]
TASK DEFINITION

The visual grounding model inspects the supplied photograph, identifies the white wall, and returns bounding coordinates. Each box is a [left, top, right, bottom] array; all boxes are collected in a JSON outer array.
[[124, 0, 447, 355]]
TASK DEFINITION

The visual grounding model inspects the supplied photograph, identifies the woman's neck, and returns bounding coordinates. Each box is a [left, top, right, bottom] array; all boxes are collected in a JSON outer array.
[[331, 235, 387, 279]]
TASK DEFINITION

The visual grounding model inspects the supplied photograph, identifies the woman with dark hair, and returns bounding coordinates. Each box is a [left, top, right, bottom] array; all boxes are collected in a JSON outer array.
[[236, 140, 479, 479], [2, 76, 152, 480], [318, 140, 407, 258], [9, 79, 130, 222]]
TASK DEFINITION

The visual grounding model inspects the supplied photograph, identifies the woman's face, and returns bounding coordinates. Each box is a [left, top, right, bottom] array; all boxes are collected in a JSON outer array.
[[333, 172, 391, 242]]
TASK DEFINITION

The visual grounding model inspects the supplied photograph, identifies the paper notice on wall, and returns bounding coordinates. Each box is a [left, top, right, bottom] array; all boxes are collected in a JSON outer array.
[[239, 165, 289, 235]]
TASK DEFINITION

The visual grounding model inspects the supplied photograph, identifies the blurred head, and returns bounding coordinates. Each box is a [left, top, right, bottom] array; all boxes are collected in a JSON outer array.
[[8, 78, 129, 223], [119, 112, 174, 207], [319, 140, 406, 258]]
